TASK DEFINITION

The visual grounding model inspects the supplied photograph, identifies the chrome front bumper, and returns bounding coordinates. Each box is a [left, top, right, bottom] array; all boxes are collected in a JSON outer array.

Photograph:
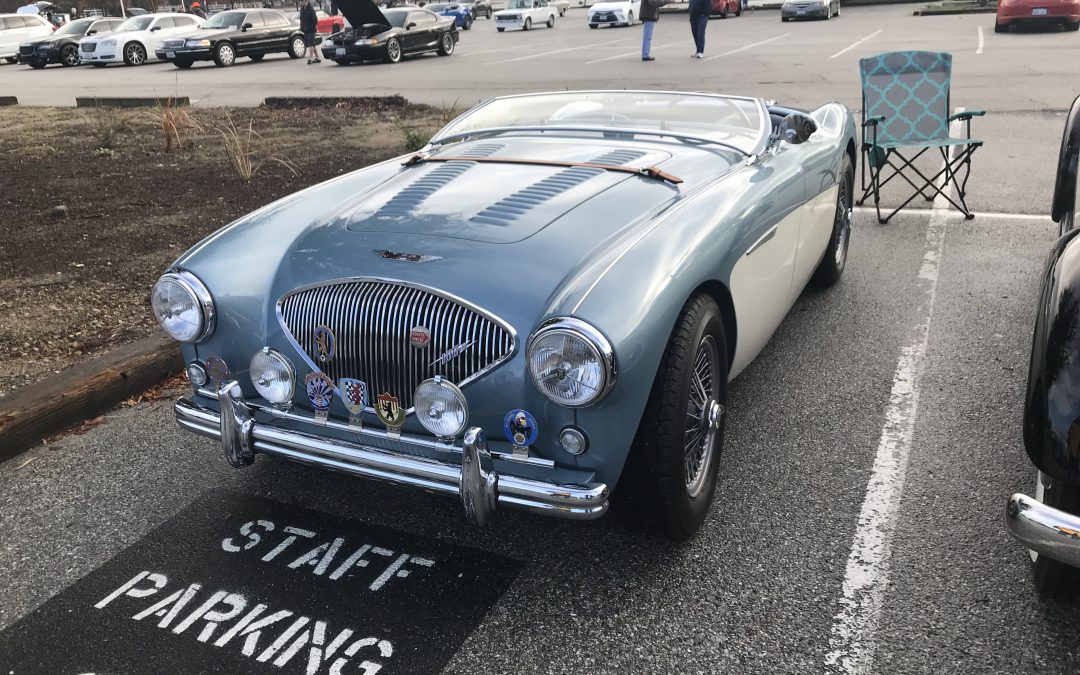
[[1007, 493, 1080, 567], [175, 381, 610, 524]]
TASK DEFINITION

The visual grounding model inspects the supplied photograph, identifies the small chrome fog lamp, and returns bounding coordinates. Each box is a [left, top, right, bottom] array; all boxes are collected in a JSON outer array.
[[249, 348, 295, 406], [559, 426, 588, 455], [186, 361, 208, 387], [414, 376, 468, 440]]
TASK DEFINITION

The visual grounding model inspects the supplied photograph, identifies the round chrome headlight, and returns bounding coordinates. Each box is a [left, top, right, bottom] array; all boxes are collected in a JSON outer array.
[[526, 317, 616, 408], [249, 348, 295, 405], [150, 270, 214, 343], [414, 376, 468, 439]]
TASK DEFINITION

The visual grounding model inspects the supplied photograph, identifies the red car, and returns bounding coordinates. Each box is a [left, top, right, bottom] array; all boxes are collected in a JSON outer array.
[[291, 9, 346, 34], [710, 0, 741, 17], [996, 0, 1080, 32]]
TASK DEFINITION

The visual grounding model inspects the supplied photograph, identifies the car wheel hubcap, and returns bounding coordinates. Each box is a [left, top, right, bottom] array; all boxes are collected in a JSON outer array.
[[63, 47, 77, 65], [294, 39, 304, 55], [444, 35, 452, 50], [222, 46, 233, 62], [390, 42, 399, 59], [127, 45, 144, 64], [685, 335, 722, 498], [835, 178, 851, 266]]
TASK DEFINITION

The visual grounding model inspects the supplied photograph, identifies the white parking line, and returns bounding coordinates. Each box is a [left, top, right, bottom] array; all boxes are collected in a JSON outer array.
[[586, 40, 681, 64], [853, 206, 1051, 222], [503, 36, 631, 63], [977, 25, 985, 54], [830, 29, 882, 59], [703, 33, 791, 61], [824, 112, 965, 675]]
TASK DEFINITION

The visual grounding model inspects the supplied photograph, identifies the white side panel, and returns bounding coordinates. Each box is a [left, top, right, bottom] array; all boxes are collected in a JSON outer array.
[[728, 207, 801, 379], [791, 183, 838, 300]]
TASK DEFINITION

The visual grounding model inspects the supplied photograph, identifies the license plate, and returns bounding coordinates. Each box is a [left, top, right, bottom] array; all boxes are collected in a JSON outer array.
[[1032, 7, 1048, 14], [166, 50, 175, 58], [796, 8, 806, 13], [336, 47, 345, 56]]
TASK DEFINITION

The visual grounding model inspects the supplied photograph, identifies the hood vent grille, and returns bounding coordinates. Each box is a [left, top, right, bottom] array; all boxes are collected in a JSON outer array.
[[470, 149, 647, 227], [373, 144, 504, 218]]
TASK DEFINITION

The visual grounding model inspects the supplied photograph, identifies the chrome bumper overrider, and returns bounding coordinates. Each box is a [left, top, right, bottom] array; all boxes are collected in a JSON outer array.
[[175, 381, 609, 524], [1007, 493, 1080, 567]]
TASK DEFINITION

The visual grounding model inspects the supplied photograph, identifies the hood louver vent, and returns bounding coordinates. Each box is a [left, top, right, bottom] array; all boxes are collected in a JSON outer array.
[[373, 144, 504, 218], [470, 149, 647, 227]]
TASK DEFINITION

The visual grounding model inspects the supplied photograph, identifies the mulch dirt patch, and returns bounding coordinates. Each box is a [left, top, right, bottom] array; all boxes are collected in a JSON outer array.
[[0, 97, 447, 398]]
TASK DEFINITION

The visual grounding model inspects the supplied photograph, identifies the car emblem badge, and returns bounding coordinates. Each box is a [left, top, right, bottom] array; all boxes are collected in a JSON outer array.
[[339, 377, 367, 429], [430, 340, 474, 368], [503, 409, 539, 449], [205, 356, 230, 390], [374, 249, 442, 263], [376, 392, 406, 435], [313, 325, 335, 363], [410, 326, 431, 349], [305, 372, 336, 425]]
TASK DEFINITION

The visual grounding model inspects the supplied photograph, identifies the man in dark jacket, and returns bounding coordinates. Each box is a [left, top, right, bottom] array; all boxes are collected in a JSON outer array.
[[640, 0, 665, 61], [300, 0, 321, 63], [688, 0, 709, 58]]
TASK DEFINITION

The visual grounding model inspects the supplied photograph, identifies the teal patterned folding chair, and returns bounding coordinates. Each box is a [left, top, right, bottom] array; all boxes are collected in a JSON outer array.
[[857, 51, 985, 223]]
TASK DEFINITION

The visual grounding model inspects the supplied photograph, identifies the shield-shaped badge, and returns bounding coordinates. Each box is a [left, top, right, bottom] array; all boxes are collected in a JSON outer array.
[[375, 392, 406, 432], [305, 372, 336, 424], [339, 378, 367, 429], [205, 356, 231, 389]]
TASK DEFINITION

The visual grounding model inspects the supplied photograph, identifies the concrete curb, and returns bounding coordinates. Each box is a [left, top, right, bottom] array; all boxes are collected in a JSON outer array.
[[0, 334, 183, 463], [75, 96, 190, 108]]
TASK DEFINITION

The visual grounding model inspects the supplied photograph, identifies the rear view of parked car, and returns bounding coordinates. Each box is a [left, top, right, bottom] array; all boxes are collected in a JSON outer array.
[[995, 0, 1080, 31], [79, 13, 204, 66], [156, 9, 306, 68], [20, 16, 121, 68], [425, 2, 474, 28], [289, 8, 346, 34], [0, 13, 53, 63]]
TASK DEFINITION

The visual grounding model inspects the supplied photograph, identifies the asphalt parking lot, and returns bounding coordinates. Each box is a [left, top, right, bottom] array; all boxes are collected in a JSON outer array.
[[3, 4, 1080, 674]]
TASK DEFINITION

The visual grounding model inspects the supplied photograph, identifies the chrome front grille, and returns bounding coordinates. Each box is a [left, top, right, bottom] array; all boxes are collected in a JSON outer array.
[[279, 280, 516, 413]]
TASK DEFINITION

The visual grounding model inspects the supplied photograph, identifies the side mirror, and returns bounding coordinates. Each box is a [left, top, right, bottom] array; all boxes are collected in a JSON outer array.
[[778, 114, 817, 145], [150, 24, 161, 30], [87, 29, 96, 34], [241, 21, 253, 30], [405, 21, 416, 28]]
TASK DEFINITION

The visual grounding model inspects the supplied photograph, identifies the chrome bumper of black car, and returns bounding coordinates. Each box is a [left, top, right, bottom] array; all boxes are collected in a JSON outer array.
[[1007, 493, 1080, 567], [175, 381, 609, 524]]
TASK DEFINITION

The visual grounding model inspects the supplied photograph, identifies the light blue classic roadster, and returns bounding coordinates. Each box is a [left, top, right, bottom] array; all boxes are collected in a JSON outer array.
[[155, 91, 857, 540]]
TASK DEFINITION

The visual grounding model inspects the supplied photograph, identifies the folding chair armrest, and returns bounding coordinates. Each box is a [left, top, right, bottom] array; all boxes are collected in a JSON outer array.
[[862, 115, 886, 127], [948, 109, 986, 122]]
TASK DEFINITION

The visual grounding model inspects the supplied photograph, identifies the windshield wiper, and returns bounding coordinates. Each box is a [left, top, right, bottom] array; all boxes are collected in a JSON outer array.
[[403, 152, 683, 185]]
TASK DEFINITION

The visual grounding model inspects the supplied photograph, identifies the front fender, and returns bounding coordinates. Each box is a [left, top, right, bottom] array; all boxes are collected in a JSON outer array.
[[1025, 227, 1080, 485]]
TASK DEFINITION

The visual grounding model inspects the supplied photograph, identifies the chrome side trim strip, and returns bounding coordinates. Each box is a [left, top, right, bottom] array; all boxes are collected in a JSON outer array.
[[745, 225, 779, 256], [176, 397, 607, 521]]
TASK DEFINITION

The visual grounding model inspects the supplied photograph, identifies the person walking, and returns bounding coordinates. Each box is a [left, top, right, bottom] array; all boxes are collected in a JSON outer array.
[[688, 0, 709, 58], [300, 0, 321, 64], [640, 0, 666, 61]]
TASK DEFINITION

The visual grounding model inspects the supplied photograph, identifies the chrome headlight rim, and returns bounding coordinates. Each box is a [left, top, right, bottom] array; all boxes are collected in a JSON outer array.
[[526, 316, 617, 408], [414, 376, 469, 440], [152, 269, 216, 343], [249, 347, 295, 406]]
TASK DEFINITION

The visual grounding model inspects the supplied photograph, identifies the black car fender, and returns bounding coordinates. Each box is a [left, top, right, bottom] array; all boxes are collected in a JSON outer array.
[[1052, 95, 1080, 223], [1025, 226, 1080, 485]]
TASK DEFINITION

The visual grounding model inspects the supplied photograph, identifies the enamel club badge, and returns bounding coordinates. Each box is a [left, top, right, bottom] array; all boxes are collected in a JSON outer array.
[[305, 372, 336, 423], [205, 356, 231, 389], [376, 392, 406, 430], [313, 325, 336, 363], [339, 378, 367, 429], [503, 409, 539, 447]]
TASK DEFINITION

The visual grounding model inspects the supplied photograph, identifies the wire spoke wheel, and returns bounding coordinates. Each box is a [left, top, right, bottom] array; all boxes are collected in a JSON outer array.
[[684, 334, 721, 498], [834, 175, 852, 266]]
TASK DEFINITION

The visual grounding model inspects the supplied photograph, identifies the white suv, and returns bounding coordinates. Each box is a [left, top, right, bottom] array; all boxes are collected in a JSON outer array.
[[0, 13, 53, 63], [78, 12, 204, 66]]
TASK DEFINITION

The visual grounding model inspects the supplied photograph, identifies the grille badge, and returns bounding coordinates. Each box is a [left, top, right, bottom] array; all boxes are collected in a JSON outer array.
[[313, 325, 335, 363], [430, 341, 474, 368], [410, 326, 431, 349]]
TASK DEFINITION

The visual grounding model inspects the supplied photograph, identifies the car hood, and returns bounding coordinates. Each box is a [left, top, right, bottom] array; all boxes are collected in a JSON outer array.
[[589, 1, 633, 9], [175, 136, 744, 329], [80, 30, 136, 43], [335, 0, 392, 30]]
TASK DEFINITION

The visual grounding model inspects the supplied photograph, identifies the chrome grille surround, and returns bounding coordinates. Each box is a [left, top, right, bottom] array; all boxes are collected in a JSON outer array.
[[277, 278, 517, 415]]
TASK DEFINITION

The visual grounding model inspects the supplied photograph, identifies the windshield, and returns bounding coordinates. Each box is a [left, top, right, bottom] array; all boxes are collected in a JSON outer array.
[[116, 15, 153, 31], [54, 17, 94, 34], [383, 9, 407, 26], [434, 91, 766, 155], [506, 0, 531, 8], [202, 10, 246, 28]]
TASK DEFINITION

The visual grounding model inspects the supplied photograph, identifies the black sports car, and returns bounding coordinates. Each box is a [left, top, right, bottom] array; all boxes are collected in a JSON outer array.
[[322, 0, 458, 64], [154, 8, 305, 68], [19, 16, 122, 68]]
